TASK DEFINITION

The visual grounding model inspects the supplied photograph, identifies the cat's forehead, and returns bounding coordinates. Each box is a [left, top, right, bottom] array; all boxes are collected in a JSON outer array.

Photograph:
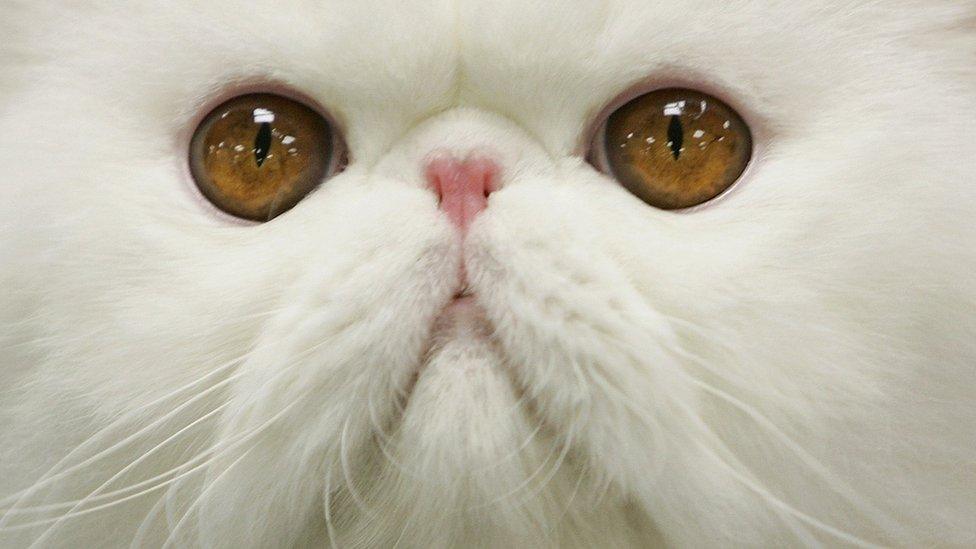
[[6, 0, 957, 159]]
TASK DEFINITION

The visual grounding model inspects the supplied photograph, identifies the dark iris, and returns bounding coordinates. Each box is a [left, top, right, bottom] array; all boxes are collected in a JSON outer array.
[[667, 116, 683, 160], [254, 122, 272, 167]]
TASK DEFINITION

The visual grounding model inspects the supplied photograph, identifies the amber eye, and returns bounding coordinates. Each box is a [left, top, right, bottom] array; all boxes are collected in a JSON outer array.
[[189, 93, 338, 221], [598, 88, 752, 210]]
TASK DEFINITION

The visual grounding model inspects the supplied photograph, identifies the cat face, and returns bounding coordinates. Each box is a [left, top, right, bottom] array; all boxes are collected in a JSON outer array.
[[2, 1, 975, 547]]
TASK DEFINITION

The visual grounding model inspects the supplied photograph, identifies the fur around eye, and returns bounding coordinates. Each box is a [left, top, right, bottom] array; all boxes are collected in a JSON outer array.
[[188, 93, 339, 221], [591, 88, 752, 210]]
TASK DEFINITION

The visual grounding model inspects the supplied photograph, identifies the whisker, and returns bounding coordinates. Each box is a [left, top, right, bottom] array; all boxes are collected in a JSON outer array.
[[3, 396, 236, 516], [366, 392, 414, 480], [474, 418, 545, 477], [551, 457, 587, 532], [510, 427, 575, 508], [339, 417, 374, 519], [473, 426, 573, 510], [22, 402, 230, 547], [670, 397, 884, 548], [127, 469, 174, 549], [3, 400, 298, 537], [0, 355, 245, 526], [10, 329, 332, 543], [676, 369, 904, 538], [127, 434, 208, 549], [322, 468, 340, 549], [160, 448, 254, 549]]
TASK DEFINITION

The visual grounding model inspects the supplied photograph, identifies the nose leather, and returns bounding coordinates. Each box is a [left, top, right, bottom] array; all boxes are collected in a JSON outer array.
[[425, 155, 498, 233]]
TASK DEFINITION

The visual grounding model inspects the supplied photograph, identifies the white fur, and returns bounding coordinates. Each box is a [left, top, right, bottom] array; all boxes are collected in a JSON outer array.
[[1, 1, 975, 547]]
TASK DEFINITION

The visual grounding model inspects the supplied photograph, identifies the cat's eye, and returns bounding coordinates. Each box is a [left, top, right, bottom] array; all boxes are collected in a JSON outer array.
[[594, 88, 752, 210], [189, 93, 339, 221]]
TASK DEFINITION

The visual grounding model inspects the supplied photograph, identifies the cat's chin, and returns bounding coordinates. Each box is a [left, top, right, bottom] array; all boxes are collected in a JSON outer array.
[[423, 294, 495, 369], [405, 292, 510, 412]]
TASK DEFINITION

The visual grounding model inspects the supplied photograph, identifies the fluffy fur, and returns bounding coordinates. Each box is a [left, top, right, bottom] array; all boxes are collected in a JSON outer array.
[[1, 1, 975, 547]]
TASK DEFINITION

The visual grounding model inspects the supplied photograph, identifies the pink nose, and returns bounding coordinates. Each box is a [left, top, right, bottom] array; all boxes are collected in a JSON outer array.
[[425, 155, 498, 233]]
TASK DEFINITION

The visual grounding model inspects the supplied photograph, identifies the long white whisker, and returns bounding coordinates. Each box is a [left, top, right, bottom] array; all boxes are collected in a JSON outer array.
[[128, 435, 205, 549], [365, 388, 410, 478], [339, 417, 373, 519], [679, 371, 906, 538], [4, 395, 234, 516], [474, 418, 544, 477], [0, 354, 244, 523], [551, 457, 587, 530], [3, 400, 298, 536], [474, 426, 573, 510], [10, 330, 328, 542], [160, 448, 254, 549], [511, 427, 575, 508], [127, 474, 170, 549], [24, 402, 230, 547], [670, 397, 884, 548], [322, 468, 340, 549]]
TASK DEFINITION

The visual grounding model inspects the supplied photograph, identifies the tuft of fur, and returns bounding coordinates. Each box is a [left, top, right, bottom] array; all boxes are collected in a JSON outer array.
[[1, 1, 975, 547]]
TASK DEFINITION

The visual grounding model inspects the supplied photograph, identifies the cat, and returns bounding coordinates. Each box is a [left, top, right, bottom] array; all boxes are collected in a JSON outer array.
[[1, 1, 975, 547]]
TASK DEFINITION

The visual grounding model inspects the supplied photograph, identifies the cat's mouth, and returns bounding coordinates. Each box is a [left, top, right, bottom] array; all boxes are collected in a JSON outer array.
[[421, 275, 494, 367], [431, 293, 488, 341], [439, 261, 479, 324], [405, 253, 497, 397]]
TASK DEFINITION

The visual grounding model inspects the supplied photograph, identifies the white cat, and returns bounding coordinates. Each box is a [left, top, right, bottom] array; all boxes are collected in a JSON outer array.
[[1, 1, 974, 547]]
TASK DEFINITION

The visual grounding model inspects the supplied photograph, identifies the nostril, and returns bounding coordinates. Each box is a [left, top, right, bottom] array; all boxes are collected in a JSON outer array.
[[425, 154, 499, 232]]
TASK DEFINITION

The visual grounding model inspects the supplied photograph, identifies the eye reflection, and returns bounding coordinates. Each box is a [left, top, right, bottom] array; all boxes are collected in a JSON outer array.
[[252, 108, 276, 124]]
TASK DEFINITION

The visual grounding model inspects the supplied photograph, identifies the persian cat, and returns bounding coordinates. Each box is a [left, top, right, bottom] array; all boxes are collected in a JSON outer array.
[[1, 1, 974, 547]]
